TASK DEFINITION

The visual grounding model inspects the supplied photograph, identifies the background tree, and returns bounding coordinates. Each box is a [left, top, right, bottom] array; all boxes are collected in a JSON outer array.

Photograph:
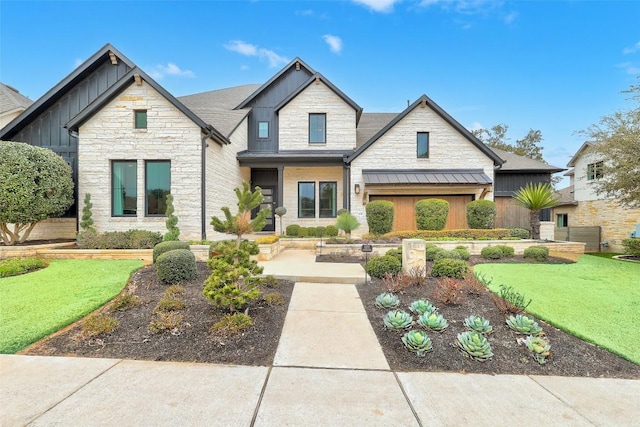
[[0, 141, 74, 245], [579, 78, 640, 208], [472, 124, 544, 162], [513, 183, 558, 240], [211, 181, 270, 247]]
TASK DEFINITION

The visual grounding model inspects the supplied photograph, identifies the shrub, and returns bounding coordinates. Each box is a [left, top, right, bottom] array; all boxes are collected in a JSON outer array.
[[622, 238, 640, 256], [464, 271, 488, 296], [337, 208, 349, 216], [490, 284, 532, 315], [336, 212, 360, 238], [156, 249, 197, 284], [83, 314, 119, 337], [431, 259, 469, 279], [77, 229, 162, 249], [452, 246, 470, 260], [415, 199, 449, 231], [426, 245, 447, 261], [495, 244, 515, 257], [509, 228, 530, 239], [315, 226, 326, 237], [149, 312, 182, 334], [165, 284, 185, 297], [366, 255, 402, 279], [385, 247, 402, 263], [164, 193, 180, 241], [211, 313, 253, 337], [434, 277, 465, 305], [306, 227, 317, 237], [286, 224, 300, 237], [153, 241, 190, 263], [257, 275, 279, 289], [466, 200, 496, 229], [366, 200, 395, 235], [481, 246, 504, 260], [523, 246, 549, 261], [80, 193, 95, 232], [377, 228, 511, 240], [325, 225, 339, 237], [263, 292, 284, 306], [109, 294, 141, 312], [256, 235, 279, 245], [155, 295, 186, 312], [381, 272, 413, 293], [0, 257, 48, 278], [211, 239, 259, 257], [128, 229, 164, 249], [297, 227, 309, 238]]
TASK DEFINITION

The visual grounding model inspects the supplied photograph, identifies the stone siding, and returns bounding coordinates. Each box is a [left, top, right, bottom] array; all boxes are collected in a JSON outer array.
[[78, 82, 203, 240], [278, 81, 356, 151]]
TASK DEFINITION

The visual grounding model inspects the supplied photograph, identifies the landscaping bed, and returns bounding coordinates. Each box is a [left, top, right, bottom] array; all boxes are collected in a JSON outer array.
[[23, 262, 294, 366]]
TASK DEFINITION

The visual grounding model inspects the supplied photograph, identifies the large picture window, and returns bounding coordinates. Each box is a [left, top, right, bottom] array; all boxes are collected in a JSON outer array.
[[112, 161, 137, 216], [319, 182, 337, 218], [309, 113, 326, 144], [417, 132, 429, 158], [298, 182, 315, 218], [587, 161, 603, 180], [146, 161, 171, 216]]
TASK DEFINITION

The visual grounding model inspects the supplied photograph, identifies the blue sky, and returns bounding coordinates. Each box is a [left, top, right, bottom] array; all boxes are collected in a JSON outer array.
[[1, 0, 638, 182]]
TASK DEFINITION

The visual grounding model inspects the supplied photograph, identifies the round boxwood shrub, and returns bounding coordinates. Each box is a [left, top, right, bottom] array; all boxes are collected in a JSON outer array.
[[385, 247, 402, 263], [431, 259, 469, 279], [156, 249, 197, 284], [306, 227, 317, 237], [153, 241, 190, 263], [481, 246, 504, 260], [523, 246, 549, 261], [452, 245, 471, 260], [466, 200, 496, 229], [366, 200, 395, 236], [415, 199, 449, 231], [509, 228, 530, 239], [366, 255, 402, 279], [286, 224, 300, 237], [316, 226, 326, 237], [495, 244, 515, 257], [298, 227, 309, 238], [426, 245, 447, 261], [325, 225, 339, 237]]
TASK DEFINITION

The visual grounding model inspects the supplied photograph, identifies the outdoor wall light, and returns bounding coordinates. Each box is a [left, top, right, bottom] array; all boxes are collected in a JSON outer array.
[[354, 184, 360, 194]]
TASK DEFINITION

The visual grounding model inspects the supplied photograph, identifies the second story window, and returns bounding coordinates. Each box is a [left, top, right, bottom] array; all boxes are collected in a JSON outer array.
[[587, 161, 603, 180], [309, 113, 326, 144], [417, 132, 429, 158], [258, 121, 269, 139], [135, 110, 147, 129]]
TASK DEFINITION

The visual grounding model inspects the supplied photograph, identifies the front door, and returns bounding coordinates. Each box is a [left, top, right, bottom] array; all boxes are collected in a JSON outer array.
[[258, 186, 276, 232]]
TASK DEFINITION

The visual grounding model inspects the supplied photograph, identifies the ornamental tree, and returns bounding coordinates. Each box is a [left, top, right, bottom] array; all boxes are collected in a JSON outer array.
[[0, 141, 74, 245], [513, 183, 558, 240]]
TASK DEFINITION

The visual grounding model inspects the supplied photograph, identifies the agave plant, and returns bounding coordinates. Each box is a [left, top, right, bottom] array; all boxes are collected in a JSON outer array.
[[383, 310, 413, 329], [417, 312, 448, 332], [464, 315, 493, 334], [375, 292, 400, 309], [409, 299, 437, 315], [506, 314, 543, 335], [402, 330, 433, 357], [525, 335, 552, 365], [454, 331, 493, 362]]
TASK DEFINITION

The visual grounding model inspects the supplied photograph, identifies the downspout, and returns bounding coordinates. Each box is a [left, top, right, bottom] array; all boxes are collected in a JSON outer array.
[[201, 127, 215, 240]]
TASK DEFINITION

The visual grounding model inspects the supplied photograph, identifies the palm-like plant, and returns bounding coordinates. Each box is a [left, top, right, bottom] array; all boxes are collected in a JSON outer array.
[[513, 182, 558, 239]]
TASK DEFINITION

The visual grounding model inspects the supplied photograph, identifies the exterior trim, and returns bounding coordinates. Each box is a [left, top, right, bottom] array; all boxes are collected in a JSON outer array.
[[567, 141, 594, 167]]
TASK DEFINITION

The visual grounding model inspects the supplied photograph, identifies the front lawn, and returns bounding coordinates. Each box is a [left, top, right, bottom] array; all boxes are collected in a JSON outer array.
[[0, 259, 142, 354], [474, 255, 640, 364]]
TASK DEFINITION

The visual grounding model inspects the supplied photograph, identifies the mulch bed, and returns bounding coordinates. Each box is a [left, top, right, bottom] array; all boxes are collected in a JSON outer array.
[[23, 263, 294, 366]]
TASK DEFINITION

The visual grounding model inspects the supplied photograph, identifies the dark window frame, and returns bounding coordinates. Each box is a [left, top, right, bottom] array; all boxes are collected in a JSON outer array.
[[134, 110, 147, 129], [298, 181, 316, 218], [258, 121, 269, 139], [319, 181, 337, 218], [112, 160, 137, 217], [309, 113, 326, 144], [417, 132, 429, 158], [145, 160, 171, 217], [556, 213, 568, 228]]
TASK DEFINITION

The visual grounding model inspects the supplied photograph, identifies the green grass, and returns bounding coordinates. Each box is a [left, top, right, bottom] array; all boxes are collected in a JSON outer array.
[[0, 259, 142, 354], [474, 255, 640, 364]]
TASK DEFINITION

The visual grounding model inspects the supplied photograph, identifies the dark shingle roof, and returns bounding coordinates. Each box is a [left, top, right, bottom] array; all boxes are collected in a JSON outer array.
[[0, 83, 33, 114], [356, 113, 397, 148], [555, 185, 577, 206], [178, 84, 260, 138], [490, 147, 565, 173], [362, 169, 492, 185]]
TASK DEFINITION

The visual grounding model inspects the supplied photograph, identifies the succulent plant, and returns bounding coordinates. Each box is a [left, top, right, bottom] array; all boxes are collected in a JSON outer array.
[[525, 335, 552, 365], [417, 312, 448, 331], [409, 299, 437, 315], [454, 331, 494, 362], [402, 330, 433, 357], [375, 292, 400, 309], [383, 310, 413, 329], [506, 314, 543, 335], [464, 315, 493, 334]]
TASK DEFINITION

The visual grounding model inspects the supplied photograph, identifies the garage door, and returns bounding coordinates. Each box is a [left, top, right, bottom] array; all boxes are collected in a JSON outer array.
[[369, 195, 473, 231]]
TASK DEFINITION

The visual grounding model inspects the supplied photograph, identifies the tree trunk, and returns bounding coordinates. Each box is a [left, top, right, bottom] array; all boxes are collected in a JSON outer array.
[[530, 209, 541, 240]]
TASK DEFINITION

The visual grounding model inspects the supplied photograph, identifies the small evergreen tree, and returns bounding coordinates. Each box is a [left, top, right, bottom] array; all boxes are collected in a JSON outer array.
[[164, 194, 180, 241], [80, 193, 96, 233]]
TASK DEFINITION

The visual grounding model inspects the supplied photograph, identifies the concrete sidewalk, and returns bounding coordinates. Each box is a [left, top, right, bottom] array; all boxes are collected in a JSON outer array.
[[259, 250, 367, 284]]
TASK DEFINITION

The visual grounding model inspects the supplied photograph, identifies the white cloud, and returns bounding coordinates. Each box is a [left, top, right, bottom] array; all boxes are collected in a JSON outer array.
[[148, 63, 195, 80], [296, 9, 314, 16], [352, 0, 401, 13], [623, 41, 640, 55], [323, 34, 343, 54], [616, 62, 640, 75], [503, 10, 518, 24], [420, 0, 504, 15], [224, 40, 289, 68]]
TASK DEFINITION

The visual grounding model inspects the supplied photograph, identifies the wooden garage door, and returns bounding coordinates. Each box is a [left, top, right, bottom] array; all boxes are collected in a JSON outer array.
[[369, 195, 473, 231]]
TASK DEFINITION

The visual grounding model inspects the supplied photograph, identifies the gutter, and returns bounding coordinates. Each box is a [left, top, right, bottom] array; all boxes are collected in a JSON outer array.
[[201, 126, 215, 240]]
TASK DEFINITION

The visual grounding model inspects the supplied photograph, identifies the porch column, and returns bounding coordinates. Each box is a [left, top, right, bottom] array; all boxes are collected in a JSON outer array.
[[343, 164, 350, 211], [277, 165, 284, 209]]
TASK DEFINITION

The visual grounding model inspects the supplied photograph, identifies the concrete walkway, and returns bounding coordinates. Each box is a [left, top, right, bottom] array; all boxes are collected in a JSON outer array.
[[2, 249, 639, 426]]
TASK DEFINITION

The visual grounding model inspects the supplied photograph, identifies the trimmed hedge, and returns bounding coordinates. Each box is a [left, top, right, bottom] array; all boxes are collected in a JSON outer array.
[[622, 238, 640, 256], [481, 246, 504, 259], [77, 229, 163, 249], [366, 255, 402, 279], [431, 259, 469, 279], [366, 200, 395, 236], [509, 228, 530, 239], [153, 241, 190, 263], [286, 224, 300, 236], [466, 200, 496, 229], [256, 235, 280, 245], [156, 249, 197, 284], [523, 246, 549, 261], [415, 199, 449, 231], [325, 225, 339, 237], [377, 228, 512, 240], [495, 244, 515, 257]]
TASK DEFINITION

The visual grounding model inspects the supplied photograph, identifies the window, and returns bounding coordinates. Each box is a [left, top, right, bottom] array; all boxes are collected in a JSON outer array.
[[309, 113, 326, 144], [258, 121, 269, 139], [146, 161, 171, 216], [112, 161, 137, 216], [319, 182, 337, 218], [556, 213, 568, 228], [417, 132, 429, 158], [298, 182, 315, 218], [587, 161, 603, 180], [134, 110, 147, 129]]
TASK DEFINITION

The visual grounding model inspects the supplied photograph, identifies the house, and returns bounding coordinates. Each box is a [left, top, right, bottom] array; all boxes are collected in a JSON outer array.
[[553, 142, 640, 252], [1, 43, 562, 242], [0, 83, 33, 129]]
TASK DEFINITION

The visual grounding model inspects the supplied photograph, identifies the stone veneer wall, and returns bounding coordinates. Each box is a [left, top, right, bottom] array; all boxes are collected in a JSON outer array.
[[349, 105, 495, 236], [78, 82, 203, 240]]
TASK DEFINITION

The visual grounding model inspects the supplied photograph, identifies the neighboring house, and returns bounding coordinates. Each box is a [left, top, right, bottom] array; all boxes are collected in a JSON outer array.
[[0, 43, 562, 241], [553, 142, 640, 252], [0, 83, 33, 128]]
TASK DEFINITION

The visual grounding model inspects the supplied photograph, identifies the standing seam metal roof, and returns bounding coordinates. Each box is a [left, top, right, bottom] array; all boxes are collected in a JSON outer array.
[[362, 169, 492, 185]]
